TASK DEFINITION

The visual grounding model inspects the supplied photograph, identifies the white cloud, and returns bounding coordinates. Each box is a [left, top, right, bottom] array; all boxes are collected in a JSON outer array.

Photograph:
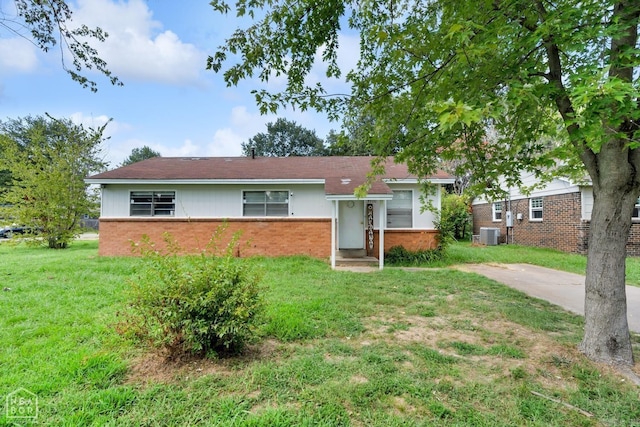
[[161, 139, 202, 157], [69, 112, 113, 129], [205, 106, 274, 156], [207, 128, 244, 156], [0, 38, 38, 74], [73, 0, 205, 86]]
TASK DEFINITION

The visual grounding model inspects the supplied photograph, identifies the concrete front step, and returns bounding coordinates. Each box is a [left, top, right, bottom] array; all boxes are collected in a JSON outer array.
[[335, 256, 379, 267], [337, 249, 367, 258]]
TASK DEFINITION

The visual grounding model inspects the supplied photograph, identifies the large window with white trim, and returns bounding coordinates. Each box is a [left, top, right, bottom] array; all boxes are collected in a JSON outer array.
[[243, 191, 289, 216], [634, 198, 640, 219], [387, 190, 413, 228], [130, 191, 175, 216], [492, 202, 502, 221], [530, 197, 543, 221]]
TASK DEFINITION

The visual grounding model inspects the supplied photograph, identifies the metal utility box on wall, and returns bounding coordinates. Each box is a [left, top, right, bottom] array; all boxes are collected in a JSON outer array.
[[479, 227, 500, 245]]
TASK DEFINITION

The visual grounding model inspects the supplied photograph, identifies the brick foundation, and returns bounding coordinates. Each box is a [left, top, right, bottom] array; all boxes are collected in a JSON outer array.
[[473, 193, 640, 256], [98, 218, 442, 260], [98, 218, 331, 257], [369, 229, 440, 256]]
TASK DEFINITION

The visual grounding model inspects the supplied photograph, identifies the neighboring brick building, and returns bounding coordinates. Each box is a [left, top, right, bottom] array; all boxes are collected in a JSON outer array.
[[472, 175, 640, 256]]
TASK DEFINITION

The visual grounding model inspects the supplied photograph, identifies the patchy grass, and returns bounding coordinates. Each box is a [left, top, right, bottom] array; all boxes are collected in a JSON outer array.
[[0, 241, 639, 426]]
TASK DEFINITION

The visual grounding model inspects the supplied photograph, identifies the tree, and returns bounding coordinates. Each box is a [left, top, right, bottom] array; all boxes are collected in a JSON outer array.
[[241, 118, 326, 157], [325, 116, 377, 156], [210, 1, 640, 367], [324, 129, 373, 156], [0, 115, 108, 249], [1, 0, 120, 91], [120, 146, 161, 167]]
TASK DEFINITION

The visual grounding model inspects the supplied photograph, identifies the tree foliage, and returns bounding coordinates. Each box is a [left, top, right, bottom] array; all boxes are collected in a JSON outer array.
[[0, 115, 108, 248], [2, 0, 120, 91], [210, 1, 640, 367], [241, 118, 326, 156], [439, 193, 472, 241], [120, 146, 161, 167]]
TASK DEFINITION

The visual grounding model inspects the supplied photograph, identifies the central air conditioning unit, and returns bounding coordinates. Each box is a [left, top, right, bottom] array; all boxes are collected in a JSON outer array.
[[479, 227, 500, 246]]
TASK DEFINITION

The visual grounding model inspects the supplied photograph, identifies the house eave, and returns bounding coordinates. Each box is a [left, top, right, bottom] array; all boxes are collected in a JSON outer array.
[[383, 178, 455, 185], [85, 178, 326, 186], [326, 194, 393, 201]]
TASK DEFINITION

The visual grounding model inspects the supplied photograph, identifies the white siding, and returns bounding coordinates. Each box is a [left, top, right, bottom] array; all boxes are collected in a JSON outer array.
[[370, 183, 438, 229], [472, 173, 582, 205], [101, 182, 440, 230], [101, 184, 332, 218]]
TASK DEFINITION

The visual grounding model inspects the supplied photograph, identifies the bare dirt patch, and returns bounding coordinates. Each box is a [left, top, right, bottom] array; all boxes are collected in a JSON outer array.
[[125, 339, 282, 385], [354, 313, 635, 389]]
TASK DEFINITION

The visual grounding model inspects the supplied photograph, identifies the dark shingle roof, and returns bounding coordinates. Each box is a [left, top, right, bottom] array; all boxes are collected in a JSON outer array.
[[87, 156, 453, 196]]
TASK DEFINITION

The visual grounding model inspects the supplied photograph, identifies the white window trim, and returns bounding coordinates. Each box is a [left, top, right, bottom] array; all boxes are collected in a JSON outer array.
[[492, 202, 502, 222], [529, 197, 543, 222], [129, 190, 176, 217], [242, 189, 290, 217], [634, 197, 640, 220]]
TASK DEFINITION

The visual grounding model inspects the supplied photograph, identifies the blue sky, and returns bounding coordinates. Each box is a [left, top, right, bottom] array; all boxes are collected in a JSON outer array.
[[0, 0, 358, 167]]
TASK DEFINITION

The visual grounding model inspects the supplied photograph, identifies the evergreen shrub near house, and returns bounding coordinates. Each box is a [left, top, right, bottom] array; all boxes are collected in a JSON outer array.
[[120, 227, 263, 359]]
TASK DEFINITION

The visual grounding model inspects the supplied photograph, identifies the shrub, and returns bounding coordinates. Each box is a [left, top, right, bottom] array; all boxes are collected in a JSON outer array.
[[438, 193, 472, 242], [120, 227, 263, 359], [385, 245, 445, 266]]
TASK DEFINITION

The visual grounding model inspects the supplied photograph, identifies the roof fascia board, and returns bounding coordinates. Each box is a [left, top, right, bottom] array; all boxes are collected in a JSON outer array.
[[85, 179, 326, 185], [326, 194, 393, 201], [383, 178, 455, 184]]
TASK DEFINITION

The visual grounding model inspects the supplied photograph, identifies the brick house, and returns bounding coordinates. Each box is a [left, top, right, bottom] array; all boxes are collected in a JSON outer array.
[[472, 174, 640, 255], [86, 156, 454, 268]]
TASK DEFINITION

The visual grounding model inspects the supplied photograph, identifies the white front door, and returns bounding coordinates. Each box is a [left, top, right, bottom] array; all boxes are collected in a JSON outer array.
[[339, 200, 364, 249]]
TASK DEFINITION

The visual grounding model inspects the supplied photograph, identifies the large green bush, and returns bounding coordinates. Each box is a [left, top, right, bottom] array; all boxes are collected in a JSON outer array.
[[436, 193, 472, 243], [121, 228, 263, 359]]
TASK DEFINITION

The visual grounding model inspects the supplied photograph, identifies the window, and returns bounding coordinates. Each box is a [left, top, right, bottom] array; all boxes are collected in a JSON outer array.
[[130, 191, 175, 216], [243, 191, 289, 216], [530, 197, 543, 221], [634, 198, 640, 219], [492, 202, 502, 221], [387, 190, 413, 228]]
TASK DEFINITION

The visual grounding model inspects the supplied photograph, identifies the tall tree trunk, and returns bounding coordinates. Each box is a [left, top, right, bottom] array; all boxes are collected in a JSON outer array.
[[579, 178, 636, 366]]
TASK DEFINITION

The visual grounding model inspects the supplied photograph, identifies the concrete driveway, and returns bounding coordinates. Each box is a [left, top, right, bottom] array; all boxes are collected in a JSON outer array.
[[455, 263, 640, 333]]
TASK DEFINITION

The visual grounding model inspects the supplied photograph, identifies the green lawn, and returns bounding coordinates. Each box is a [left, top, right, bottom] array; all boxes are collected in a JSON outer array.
[[0, 241, 639, 426]]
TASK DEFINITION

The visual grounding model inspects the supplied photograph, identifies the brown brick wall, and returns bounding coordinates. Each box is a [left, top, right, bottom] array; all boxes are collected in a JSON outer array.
[[99, 218, 442, 260], [368, 229, 440, 256], [473, 193, 640, 256], [577, 220, 640, 256], [99, 218, 331, 258]]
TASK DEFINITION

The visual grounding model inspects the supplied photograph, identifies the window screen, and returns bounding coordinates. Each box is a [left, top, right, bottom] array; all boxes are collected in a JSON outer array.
[[387, 190, 413, 228], [130, 191, 175, 216], [243, 191, 289, 217]]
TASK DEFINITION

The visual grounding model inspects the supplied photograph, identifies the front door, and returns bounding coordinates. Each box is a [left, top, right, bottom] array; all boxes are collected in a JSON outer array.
[[338, 200, 364, 249]]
